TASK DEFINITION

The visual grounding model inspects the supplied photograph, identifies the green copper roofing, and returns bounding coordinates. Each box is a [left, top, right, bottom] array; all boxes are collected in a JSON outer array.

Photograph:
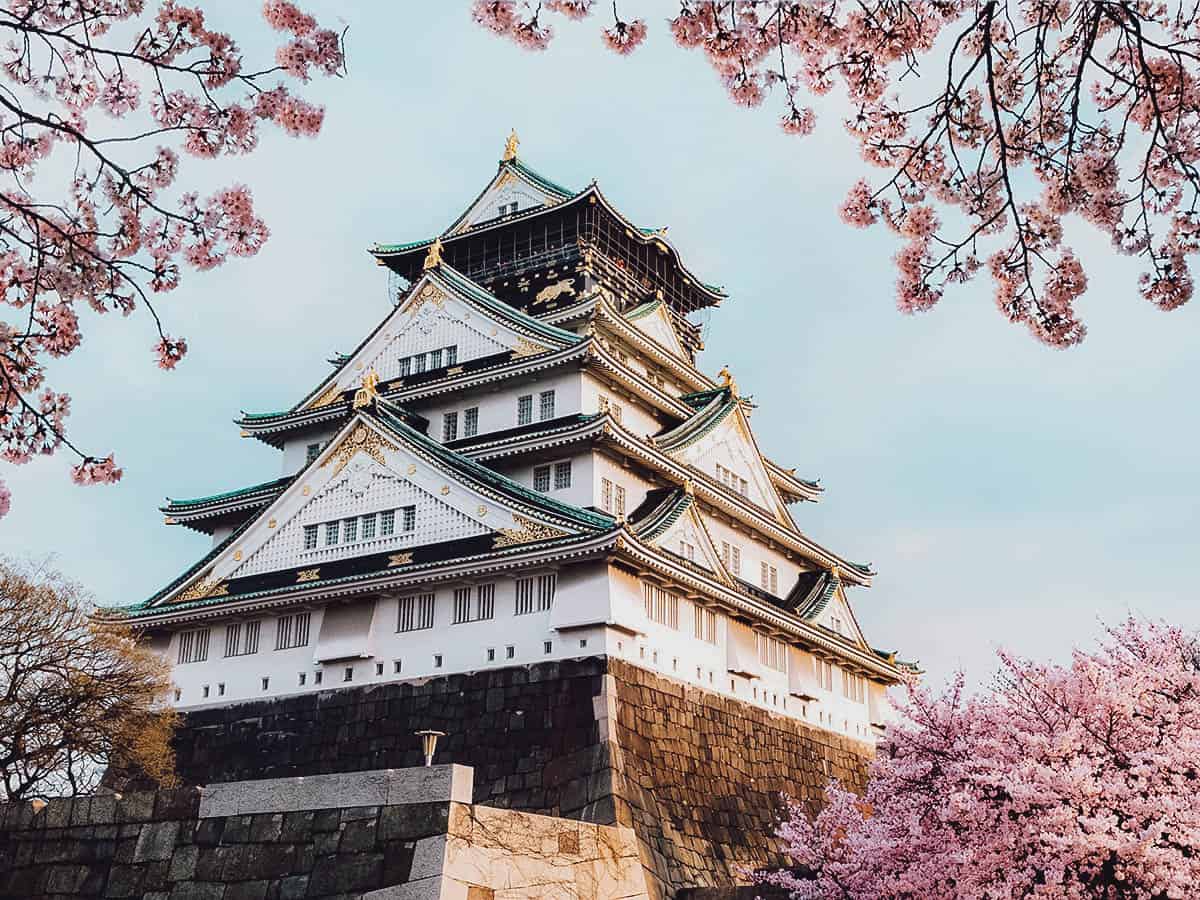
[[241, 408, 297, 421], [164, 475, 292, 511], [795, 573, 840, 621], [433, 265, 582, 347], [631, 488, 693, 542], [655, 390, 737, 453], [508, 158, 576, 199], [678, 387, 727, 409], [373, 236, 435, 254], [623, 298, 664, 321]]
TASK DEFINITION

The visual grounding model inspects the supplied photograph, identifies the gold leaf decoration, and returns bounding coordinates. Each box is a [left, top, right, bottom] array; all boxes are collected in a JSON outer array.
[[535, 278, 576, 303], [387, 552, 413, 568], [322, 425, 398, 477], [493, 515, 568, 549], [410, 281, 446, 315], [308, 383, 343, 409], [511, 338, 548, 358], [296, 568, 321, 583], [174, 577, 229, 604]]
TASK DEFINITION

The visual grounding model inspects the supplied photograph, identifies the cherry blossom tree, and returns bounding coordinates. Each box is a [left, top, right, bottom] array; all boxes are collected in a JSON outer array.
[[473, 1, 1200, 348], [761, 618, 1200, 899], [0, 1, 344, 519]]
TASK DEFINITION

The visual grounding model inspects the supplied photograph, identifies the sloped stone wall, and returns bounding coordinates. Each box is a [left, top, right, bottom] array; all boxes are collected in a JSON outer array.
[[107, 657, 873, 898]]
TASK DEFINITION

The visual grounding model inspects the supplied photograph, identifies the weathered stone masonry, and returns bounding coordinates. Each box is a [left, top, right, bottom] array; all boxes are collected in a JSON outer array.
[[105, 658, 872, 898]]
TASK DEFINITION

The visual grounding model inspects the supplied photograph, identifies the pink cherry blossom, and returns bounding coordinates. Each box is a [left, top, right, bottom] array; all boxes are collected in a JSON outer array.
[[0, 478, 9, 517], [0, 2, 343, 518], [763, 618, 1200, 900], [474, 0, 1200, 347]]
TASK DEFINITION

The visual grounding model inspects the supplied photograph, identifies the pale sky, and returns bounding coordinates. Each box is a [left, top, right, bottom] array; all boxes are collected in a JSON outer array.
[[3, 4, 1196, 688]]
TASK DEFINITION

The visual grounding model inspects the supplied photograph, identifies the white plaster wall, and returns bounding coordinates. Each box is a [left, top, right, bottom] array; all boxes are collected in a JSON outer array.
[[591, 453, 658, 516], [280, 424, 341, 475], [580, 373, 666, 438], [487, 451, 595, 511], [411, 369, 583, 445], [703, 515, 804, 597]]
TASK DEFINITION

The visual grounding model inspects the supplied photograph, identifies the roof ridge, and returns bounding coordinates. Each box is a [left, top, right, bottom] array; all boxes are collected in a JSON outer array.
[[163, 475, 293, 511]]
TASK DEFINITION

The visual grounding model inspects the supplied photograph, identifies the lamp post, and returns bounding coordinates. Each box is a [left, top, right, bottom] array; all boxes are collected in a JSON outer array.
[[415, 729, 445, 767]]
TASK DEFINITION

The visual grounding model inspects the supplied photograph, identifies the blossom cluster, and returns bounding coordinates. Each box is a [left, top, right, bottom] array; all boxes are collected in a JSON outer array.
[[766, 618, 1200, 899], [473, 1, 1200, 349], [0, 1, 344, 517]]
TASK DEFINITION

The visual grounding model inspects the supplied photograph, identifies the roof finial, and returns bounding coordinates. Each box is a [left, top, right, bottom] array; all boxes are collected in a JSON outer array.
[[422, 237, 444, 271], [718, 365, 738, 396], [829, 564, 841, 580], [682, 478, 694, 496], [353, 370, 380, 410], [502, 129, 519, 162]]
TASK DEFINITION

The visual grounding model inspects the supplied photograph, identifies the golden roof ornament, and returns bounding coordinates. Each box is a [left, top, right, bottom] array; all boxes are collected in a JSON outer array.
[[830, 564, 841, 580], [502, 129, 519, 162], [422, 237, 444, 271], [353, 370, 380, 410], [718, 365, 738, 396]]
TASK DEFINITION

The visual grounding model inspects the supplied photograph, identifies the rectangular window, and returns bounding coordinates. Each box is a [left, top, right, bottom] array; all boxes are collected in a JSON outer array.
[[303, 524, 318, 550], [402, 506, 416, 532], [693, 605, 717, 644], [534, 465, 551, 493], [361, 512, 376, 540], [518, 395, 533, 425], [428, 348, 443, 370], [274, 612, 311, 651], [515, 573, 555, 615], [224, 620, 261, 657], [325, 521, 339, 546], [343, 517, 358, 543], [537, 573, 555, 611], [679, 540, 696, 561], [615, 485, 626, 517], [443, 411, 458, 441], [446, 345, 458, 366], [611, 402, 623, 424], [177, 628, 210, 664], [305, 442, 321, 463], [464, 406, 478, 437], [814, 658, 835, 691], [539, 390, 555, 420], [756, 634, 787, 672], [761, 561, 779, 593], [642, 583, 679, 629], [722, 542, 742, 576], [601, 477, 612, 512], [413, 353, 426, 374], [398, 593, 435, 632], [843, 672, 867, 703], [243, 620, 261, 655], [344, 666, 354, 682], [399, 357, 412, 377], [553, 460, 572, 490], [515, 577, 535, 616], [476, 583, 495, 621], [739, 477, 748, 496], [452, 587, 472, 624], [380, 509, 395, 536]]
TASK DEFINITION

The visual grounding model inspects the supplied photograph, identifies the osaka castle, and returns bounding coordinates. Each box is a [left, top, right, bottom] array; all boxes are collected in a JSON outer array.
[[109, 133, 910, 742]]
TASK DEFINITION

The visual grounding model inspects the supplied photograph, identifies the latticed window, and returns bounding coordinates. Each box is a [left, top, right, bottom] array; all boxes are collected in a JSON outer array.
[[679, 540, 696, 561], [399, 357, 412, 377], [452, 587, 472, 624], [553, 461, 571, 490], [380, 510, 395, 535], [303, 524, 318, 550], [325, 521, 339, 546], [601, 478, 612, 512], [343, 517, 358, 543], [446, 345, 458, 366], [539, 390, 555, 420], [464, 407, 478, 437], [305, 442, 321, 463], [722, 541, 741, 576], [443, 411, 458, 442], [756, 634, 787, 672], [275, 612, 311, 650], [642, 583, 679, 629], [534, 465, 551, 493], [402, 506, 416, 532], [361, 513, 376, 540], [615, 485, 626, 517], [515, 573, 555, 615], [177, 628, 210, 664], [843, 672, 867, 703], [399, 593, 435, 632], [693, 605, 717, 644], [224, 620, 261, 657], [518, 394, 533, 425], [428, 349, 443, 369], [475, 583, 495, 620], [413, 353, 426, 374], [815, 658, 835, 691], [760, 562, 778, 593]]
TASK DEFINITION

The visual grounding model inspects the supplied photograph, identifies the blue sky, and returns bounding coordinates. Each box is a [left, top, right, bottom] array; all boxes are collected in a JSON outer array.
[[3, 4, 1196, 688]]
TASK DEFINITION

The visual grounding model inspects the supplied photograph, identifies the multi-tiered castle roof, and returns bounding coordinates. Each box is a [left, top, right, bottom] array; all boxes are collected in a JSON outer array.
[[107, 134, 910, 740]]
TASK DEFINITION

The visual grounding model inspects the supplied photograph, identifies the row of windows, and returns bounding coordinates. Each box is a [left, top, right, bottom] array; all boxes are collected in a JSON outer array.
[[399, 344, 458, 377], [534, 460, 572, 492], [518, 390, 555, 425], [643, 583, 680, 629], [760, 562, 779, 594], [303, 508, 413, 550], [398, 574, 557, 632], [178, 612, 310, 664], [600, 478, 626, 515], [756, 633, 788, 672], [721, 541, 742, 577], [716, 463, 750, 497], [442, 406, 479, 441]]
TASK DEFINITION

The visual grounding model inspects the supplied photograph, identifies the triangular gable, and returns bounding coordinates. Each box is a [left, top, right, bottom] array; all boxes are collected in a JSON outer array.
[[656, 393, 793, 527], [789, 570, 868, 648], [623, 299, 689, 361], [816, 586, 868, 647], [632, 487, 735, 586], [445, 159, 575, 236], [154, 405, 609, 608], [299, 266, 579, 411]]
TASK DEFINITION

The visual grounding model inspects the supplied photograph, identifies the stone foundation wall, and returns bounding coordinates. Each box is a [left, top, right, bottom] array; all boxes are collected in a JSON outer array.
[[107, 657, 873, 898]]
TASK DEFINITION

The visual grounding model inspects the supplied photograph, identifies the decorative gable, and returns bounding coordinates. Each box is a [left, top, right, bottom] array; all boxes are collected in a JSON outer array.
[[301, 269, 577, 411], [816, 588, 868, 647], [446, 161, 574, 236], [624, 299, 689, 361], [649, 502, 732, 584]]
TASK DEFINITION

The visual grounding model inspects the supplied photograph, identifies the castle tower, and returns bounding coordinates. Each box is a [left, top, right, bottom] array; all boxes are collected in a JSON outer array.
[[105, 136, 910, 740]]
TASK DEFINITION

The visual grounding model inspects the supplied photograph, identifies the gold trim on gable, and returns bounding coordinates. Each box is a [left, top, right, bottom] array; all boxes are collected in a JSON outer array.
[[322, 425, 399, 477], [174, 577, 229, 604], [307, 383, 343, 410], [493, 515, 568, 549]]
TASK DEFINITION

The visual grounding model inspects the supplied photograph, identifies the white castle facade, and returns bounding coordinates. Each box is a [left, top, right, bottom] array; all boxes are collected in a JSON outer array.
[[107, 136, 911, 744]]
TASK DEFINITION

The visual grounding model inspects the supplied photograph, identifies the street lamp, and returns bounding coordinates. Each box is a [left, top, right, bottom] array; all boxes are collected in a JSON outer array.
[[415, 729, 445, 767]]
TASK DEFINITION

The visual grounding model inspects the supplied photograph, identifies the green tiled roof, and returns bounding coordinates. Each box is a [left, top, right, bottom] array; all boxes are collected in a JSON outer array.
[[164, 475, 292, 511], [655, 390, 736, 452], [623, 298, 663, 321], [509, 158, 576, 199], [372, 236, 435, 254]]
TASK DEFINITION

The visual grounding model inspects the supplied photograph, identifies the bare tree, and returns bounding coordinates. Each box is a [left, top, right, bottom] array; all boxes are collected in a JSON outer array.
[[0, 558, 176, 800]]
